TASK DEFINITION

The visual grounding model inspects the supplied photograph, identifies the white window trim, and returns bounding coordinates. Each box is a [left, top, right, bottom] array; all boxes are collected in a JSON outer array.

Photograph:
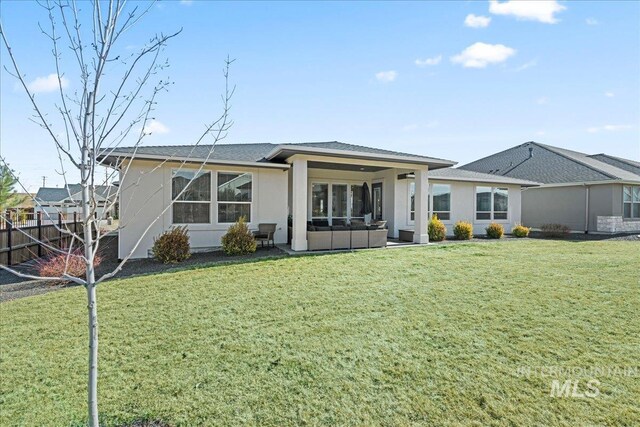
[[474, 186, 509, 222], [429, 183, 452, 222], [171, 169, 212, 225], [309, 179, 370, 224], [408, 181, 415, 225], [216, 170, 254, 225], [623, 185, 640, 220]]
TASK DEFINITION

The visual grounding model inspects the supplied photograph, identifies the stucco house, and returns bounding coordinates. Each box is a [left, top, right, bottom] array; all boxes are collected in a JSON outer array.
[[460, 141, 640, 233], [100, 142, 537, 259], [35, 184, 117, 221]]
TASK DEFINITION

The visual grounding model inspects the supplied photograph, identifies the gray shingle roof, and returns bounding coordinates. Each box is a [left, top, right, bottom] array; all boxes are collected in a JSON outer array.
[[428, 168, 539, 186], [460, 142, 640, 184], [102, 143, 275, 163], [588, 153, 640, 175], [102, 141, 455, 166], [35, 185, 117, 203], [280, 141, 453, 162]]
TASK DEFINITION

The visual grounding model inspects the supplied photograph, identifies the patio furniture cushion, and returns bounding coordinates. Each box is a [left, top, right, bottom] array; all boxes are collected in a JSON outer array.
[[307, 230, 332, 250], [351, 229, 369, 249], [331, 229, 351, 249], [368, 228, 388, 248]]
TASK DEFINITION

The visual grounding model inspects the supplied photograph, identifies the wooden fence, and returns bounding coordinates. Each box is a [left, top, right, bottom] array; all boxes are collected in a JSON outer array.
[[0, 212, 85, 266]]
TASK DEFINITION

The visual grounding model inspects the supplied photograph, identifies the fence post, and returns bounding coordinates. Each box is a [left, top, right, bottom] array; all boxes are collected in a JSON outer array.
[[58, 214, 63, 249], [6, 212, 12, 266], [37, 211, 43, 257]]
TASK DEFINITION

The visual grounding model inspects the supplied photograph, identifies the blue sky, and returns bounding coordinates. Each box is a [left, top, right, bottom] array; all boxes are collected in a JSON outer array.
[[1, 0, 639, 191]]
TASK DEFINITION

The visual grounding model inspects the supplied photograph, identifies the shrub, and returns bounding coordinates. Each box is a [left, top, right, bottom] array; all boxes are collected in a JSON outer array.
[[540, 223, 570, 238], [152, 226, 191, 264], [512, 224, 530, 238], [36, 248, 102, 285], [428, 214, 446, 242], [221, 216, 257, 255], [453, 221, 473, 240], [485, 223, 504, 239]]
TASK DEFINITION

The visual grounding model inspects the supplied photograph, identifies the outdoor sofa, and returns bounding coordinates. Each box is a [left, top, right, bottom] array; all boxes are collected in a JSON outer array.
[[307, 220, 387, 251]]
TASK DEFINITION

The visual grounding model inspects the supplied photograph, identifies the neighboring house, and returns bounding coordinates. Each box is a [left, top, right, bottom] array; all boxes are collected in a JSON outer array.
[[35, 184, 118, 221], [100, 141, 537, 258], [460, 141, 640, 233]]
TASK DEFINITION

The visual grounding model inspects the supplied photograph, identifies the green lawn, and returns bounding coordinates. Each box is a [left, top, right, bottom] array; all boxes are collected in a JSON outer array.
[[1, 240, 639, 426]]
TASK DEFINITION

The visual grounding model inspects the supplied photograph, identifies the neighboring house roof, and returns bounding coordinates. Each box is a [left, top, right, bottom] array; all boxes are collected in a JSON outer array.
[[460, 141, 640, 184], [428, 168, 539, 187], [588, 153, 640, 175], [35, 184, 117, 204], [100, 141, 456, 170]]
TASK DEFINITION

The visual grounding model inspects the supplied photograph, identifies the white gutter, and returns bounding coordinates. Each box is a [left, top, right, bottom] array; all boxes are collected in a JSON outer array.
[[428, 176, 540, 187], [100, 152, 291, 170], [534, 179, 640, 188], [265, 144, 456, 167]]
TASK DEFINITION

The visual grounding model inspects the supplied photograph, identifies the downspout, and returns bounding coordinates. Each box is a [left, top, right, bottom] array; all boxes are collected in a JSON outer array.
[[584, 184, 590, 234]]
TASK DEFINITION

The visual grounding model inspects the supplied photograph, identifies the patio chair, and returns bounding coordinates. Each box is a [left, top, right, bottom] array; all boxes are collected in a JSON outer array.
[[253, 223, 277, 248]]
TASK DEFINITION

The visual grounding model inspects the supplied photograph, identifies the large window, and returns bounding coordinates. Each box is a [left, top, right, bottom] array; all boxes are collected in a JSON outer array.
[[409, 182, 415, 221], [312, 183, 328, 219], [431, 184, 451, 220], [172, 170, 211, 224], [332, 184, 348, 222], [623, 185, 640, 219], [476, 186, 508, 221], [217, 172, 252, 223], [351, 184, 364, 220], [311, 182, 368, 224]]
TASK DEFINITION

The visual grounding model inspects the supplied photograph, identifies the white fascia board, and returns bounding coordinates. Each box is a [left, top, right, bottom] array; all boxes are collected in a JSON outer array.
[[427, 176, 540, 187], [532, 179, 640, 188], [265, 145, 456, 168], [103, 152, 291, 170]]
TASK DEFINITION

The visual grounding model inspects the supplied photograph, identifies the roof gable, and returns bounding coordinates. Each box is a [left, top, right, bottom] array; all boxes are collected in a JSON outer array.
[[588, 153, 640, 175], [461, 142, 640, 184]]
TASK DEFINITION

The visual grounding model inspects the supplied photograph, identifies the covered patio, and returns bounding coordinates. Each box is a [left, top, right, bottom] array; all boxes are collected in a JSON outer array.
[[264, 143, 455, 251]]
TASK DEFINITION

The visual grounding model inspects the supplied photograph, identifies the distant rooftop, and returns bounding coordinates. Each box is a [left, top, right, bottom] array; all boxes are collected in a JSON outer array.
[[460, 141, 640, 184]]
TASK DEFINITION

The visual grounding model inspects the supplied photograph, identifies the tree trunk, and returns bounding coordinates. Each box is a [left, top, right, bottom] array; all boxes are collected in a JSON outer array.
[[86, 280, 99, 427], [82, 89, 99, 427]]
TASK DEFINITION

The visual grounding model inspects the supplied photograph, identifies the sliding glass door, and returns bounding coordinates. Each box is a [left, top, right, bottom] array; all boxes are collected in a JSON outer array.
[[310, 181, 376, 225]]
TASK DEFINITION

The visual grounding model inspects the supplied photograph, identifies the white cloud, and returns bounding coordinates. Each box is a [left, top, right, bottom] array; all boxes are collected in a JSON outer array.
[[464, 14, 492, 28], [451, 42, 516, 68], [587, 124, 632, 133], [586, 18, 598, 26], [536, 96, 549, 105], [604, 91, 614, 97], [415, 55, 442, 67], [489, 0, 566, 24], [513, 59, 537, 72], [27, 74, 69, 93], [375, 70, 397, 82], [143, 120, 170, 135]]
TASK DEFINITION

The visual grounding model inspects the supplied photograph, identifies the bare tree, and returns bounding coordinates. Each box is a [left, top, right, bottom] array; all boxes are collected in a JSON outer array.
[[0, 1, 234, 425]]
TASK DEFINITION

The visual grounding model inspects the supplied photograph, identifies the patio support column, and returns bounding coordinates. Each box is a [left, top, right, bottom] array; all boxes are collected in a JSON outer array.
[[291, 157, 308, 251], [413, 167, 429, 244]]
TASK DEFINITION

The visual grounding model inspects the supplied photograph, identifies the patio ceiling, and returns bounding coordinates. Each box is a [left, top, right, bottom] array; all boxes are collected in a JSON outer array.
[[307, 161, 388, 172]]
